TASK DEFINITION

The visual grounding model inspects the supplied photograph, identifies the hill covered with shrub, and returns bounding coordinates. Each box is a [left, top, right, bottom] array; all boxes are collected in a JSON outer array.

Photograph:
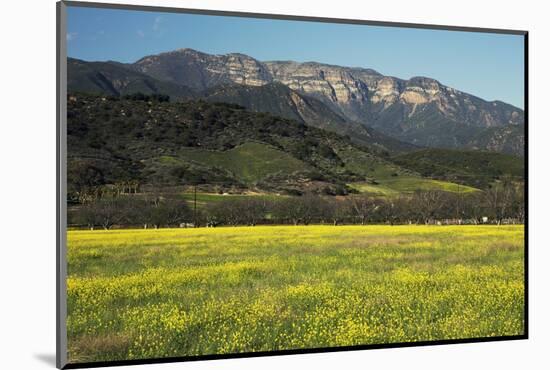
[[67, 93, 412, 199]]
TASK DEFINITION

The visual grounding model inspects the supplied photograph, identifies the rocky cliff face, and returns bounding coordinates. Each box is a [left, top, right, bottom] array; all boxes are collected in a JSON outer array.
[[263, 61, 376, 121], [131, 49, 523, 130], [201, 82, 417, 153], [264, 63, 523, 132], [75, 48, 524, 154], [132, 49, 273, 90]]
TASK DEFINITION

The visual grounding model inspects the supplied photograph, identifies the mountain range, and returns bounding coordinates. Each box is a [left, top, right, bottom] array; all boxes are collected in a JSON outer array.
[[67, 48, 525, 156]]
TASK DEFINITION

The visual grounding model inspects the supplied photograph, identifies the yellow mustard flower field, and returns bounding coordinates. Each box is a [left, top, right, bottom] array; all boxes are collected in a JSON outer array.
[[67, 225, 524, 363]]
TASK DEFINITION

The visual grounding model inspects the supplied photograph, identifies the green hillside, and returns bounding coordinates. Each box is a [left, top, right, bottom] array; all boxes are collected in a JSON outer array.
[[349, 176, 479, 196], [67, 93, 410, 196], [179, 142, 312, 183], [67, 93, 490, 199], [391, 148, 524, 188]]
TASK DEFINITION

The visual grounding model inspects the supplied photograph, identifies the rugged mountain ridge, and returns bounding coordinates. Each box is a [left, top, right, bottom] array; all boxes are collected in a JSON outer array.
[[132, 49, 274, 89], [67, 57, 196, 99], [68, 48, 525, 155], [131, 49, 523, 127], [68, 57, 417, 154], [202, 82, 417, 153], [129, 49, 524, 153]]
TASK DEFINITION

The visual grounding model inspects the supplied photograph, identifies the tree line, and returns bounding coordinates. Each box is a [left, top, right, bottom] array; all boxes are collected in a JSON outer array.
[[70, 183, 524, 230]]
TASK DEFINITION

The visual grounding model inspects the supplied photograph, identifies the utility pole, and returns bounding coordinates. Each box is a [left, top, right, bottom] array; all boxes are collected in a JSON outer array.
[[194, 184, 197, 227], [456, 182, 460, 221]]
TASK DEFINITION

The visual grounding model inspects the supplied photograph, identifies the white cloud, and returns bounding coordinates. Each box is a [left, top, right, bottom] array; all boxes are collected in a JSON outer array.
[[152, 16, 162, 32], [66, 32, 77, 41]]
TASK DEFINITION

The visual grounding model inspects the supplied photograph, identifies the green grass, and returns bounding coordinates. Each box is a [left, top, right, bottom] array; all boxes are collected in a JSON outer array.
[[157, 156, 183, 165], [180, 192, 286, 208], [349, 176, 479, 196], [347, 182, 400, 196], [67, 225, 524, 363], [180, 142, 311, 183], [378, 176, 480, 193], [335, 145, 406, 179]]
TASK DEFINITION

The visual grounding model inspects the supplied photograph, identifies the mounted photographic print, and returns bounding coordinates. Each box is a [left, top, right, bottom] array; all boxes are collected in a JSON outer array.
[[56, 1, 528, 368]]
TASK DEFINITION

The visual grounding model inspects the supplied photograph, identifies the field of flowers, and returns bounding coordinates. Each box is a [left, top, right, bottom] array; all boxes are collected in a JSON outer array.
[[66, 225, 524, 363]]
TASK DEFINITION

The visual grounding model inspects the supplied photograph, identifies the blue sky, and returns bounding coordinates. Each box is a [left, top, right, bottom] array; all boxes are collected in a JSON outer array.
[[67, 6, 525, 109]]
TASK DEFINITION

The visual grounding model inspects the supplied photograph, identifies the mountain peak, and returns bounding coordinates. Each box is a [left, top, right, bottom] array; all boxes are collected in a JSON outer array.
[[226, 52, 256, 58], [407, 76, 442, 87], [168, 47, 202, 54], [68, 48, 524, 155]]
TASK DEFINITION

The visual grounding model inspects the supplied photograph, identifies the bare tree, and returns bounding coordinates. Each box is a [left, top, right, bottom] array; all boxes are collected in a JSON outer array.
[[484, 180, 516, 224], [322, 198, 351, 225], [376, 196, 409, 225], [349, 195, 380, 225], [459, 193, 484, 224], [149, 199, 192, 228], [207, 199, 244, 226], [241, 198, 268, 226], [272, 194, 326, 225], [76, 197, 130, 230], [512, 183, 525, 222], [411, 191, 446, 224]]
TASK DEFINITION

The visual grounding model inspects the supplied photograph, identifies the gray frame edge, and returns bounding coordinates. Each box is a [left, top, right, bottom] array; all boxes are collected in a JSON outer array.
[[62, 0, 527, 35], [57, 1, 68, 368]]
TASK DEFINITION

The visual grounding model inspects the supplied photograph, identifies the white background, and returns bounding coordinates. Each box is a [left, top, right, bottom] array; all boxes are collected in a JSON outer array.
[[0, 0, 548, 368]]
